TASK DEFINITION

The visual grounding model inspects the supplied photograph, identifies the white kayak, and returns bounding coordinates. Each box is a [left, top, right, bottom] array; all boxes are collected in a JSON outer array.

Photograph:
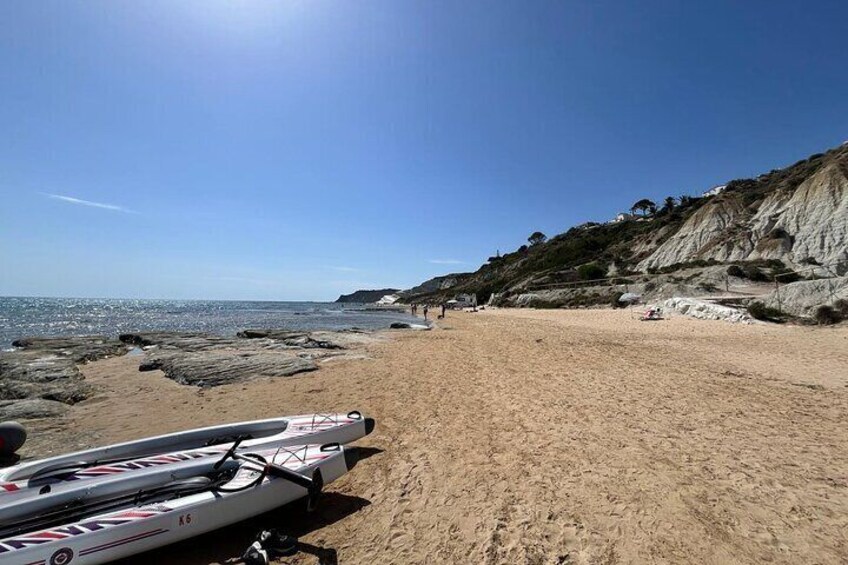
[[0, 442, 357, 565], [0, 412, 373, 499]]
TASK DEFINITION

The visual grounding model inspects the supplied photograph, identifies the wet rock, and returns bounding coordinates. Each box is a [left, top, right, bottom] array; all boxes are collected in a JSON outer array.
[[389, 323, 430, 330], [11, 336, 128, 363]]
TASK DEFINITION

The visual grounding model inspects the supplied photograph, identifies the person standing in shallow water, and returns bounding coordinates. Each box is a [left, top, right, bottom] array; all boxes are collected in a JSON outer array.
[[423, 305, 429, 321]]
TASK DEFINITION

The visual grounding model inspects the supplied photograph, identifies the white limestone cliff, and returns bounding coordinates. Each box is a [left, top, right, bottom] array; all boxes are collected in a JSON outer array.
[[638, 164, 848, 274]]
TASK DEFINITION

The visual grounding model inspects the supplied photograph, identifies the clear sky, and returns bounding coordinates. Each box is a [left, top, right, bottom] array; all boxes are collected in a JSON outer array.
[[2, 1, 847, 301]]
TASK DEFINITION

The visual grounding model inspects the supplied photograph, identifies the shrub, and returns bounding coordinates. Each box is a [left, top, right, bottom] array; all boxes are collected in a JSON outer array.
[[834, 299, 848, 317], [748, 301, 783, 321], [742, 265, 768, 282], [525, 298, 564, 309], [727, 265, 745, 278], [577, 262, 606, 281], [814, 305, 843, 325]]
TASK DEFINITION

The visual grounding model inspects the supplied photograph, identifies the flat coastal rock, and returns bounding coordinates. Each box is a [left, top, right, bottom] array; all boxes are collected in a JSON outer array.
[[1, 329, 388, 418], [0, 336, 127, 421], [11, 337, 128, 363], [119, 332, 240, 352], [139, 350, 318, 387], [236, 330, 343, 349], [124, 330, 379, 386], [0, 399, 69, 420]]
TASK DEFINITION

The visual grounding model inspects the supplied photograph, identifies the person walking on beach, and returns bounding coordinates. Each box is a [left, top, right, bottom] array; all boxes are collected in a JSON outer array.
[[440, 303, 446, 319], [423, 304, 429, 321]]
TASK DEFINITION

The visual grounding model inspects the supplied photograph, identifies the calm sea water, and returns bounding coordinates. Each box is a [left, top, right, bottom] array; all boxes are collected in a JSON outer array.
[[0, 297, 417, 347]]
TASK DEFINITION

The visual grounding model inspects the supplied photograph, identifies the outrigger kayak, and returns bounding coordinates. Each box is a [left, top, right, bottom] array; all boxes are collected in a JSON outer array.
[[0, 412, 374, 499], [0, 441, 356, 565]]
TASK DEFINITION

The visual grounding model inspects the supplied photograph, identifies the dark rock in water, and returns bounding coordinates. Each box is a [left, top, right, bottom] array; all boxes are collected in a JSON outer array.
[[389, 322, 430, 330], [140, 350, 318, 387], [0, 336, 128, 421], [0, 399, 70, 420], [388, 322, 431, 331]]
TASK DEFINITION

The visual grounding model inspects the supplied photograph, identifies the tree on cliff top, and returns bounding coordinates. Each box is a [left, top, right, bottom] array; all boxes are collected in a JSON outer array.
[[528, 231, 547, 246], [631, 199, 657, 216]]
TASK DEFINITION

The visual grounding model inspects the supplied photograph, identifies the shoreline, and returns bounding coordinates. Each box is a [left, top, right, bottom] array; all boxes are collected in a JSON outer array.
[[6, 308, 848, 563]]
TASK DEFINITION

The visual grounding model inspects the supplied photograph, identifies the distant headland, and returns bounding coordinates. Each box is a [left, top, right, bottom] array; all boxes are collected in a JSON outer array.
[[335, 289, 401, 303]]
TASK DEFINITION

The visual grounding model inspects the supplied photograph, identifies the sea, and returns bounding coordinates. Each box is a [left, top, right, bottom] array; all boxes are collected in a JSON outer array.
[[0, 297, 419, 348]]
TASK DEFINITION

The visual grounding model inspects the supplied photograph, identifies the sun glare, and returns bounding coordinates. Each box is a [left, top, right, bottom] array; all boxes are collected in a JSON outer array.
[[177, 0, 308, 38]]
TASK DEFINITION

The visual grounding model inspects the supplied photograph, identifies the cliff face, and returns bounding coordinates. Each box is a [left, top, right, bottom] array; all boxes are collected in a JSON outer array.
[[637, 197, 748, 270], [401, 142, 848, 306], [639, 160, 848, 272], [401, 275, 463, 297]]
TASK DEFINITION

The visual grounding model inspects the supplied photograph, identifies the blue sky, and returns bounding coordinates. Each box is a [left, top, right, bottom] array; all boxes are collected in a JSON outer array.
[[2, 1, 847, 301]]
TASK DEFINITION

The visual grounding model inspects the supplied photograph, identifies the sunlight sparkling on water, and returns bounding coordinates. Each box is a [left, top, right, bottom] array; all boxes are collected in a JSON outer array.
[[0, 297, 416, 346]]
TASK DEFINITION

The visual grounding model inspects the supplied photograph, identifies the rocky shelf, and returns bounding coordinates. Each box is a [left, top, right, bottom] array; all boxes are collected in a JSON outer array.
[[0, 336, 129, 420], [0, 329, 387, 421]]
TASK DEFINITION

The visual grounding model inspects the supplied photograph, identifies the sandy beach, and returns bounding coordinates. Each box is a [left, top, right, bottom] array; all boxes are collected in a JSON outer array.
[[24, 308, 848, 564]]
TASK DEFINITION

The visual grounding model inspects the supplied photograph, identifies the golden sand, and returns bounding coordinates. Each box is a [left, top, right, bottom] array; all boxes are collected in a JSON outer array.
[[28, 308, 848, 564]]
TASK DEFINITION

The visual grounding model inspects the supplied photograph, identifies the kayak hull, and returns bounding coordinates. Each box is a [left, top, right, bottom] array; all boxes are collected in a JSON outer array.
[[0, 444, 352, 565], [0, 412, 373, 498]]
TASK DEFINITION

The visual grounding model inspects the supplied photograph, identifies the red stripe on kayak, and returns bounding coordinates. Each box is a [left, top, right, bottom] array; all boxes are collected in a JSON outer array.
[[80, 528, 168, 556], [21, 532, 69, 541]]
